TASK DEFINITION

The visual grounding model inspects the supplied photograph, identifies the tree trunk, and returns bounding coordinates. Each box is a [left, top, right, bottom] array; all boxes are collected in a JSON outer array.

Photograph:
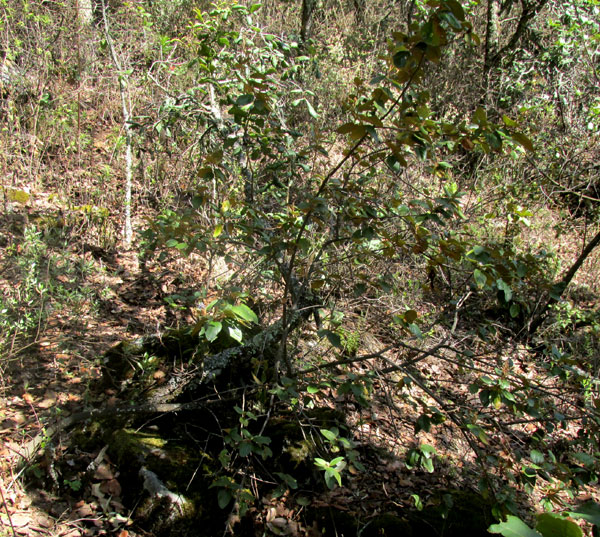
[[529, 228, 600, 335], [483, 0, 500, 104], [301, 0, 317, 43], [100, 0, 133, 248], [76, 0, 94, 26]]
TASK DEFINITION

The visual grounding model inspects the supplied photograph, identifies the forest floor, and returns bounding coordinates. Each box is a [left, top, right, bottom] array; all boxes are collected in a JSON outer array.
[[0, 240, 448, 537], [0, 238, 165, 536], [1, 195, 599, 537]]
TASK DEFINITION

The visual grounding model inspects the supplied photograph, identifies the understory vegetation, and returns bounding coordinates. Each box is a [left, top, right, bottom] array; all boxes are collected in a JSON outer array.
[[1, 0, 600, 535]]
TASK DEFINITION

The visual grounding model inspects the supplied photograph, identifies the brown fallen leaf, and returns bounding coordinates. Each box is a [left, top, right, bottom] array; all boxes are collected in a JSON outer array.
[[91, 483, 110, 512], [17, 497, 32, 509], [270, 517, 289, 528], [5, 512, 30, 528], [100, 478, 122, 497], [110, 499, 125, 511], [265, 506, 277, 522], [38, 391, 57, 409], [9, 411, 27, 425], [32, 511, 53, 528], [93, 463, 114, 480], [266, 517, 293, 536], [73, 502, 95, 518]]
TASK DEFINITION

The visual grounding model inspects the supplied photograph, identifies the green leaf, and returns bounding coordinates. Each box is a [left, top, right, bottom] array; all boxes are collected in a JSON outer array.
[[337, 123, 367, 139], [297, 237, 311, 252], [446, 0, 465, 21], [393, 49, 410, 69], [365, 125, 380, 143], [474, 269, 487, 288], [473, 107, 488, 124], [408, 323, 423, 339], [404, 309, 418, 323], [567, 502, 600, 526], [274, 472, 298, 489], [422, 457, 434, 473], [228, 304, 259, 324], [489, 516, 543, 537], [235, 94, 254, 107], [386, 154, 406, 172], [205, 321, 222, 342], [419, 444, 436, 455], [251, 97, 270, 114], [572, 452, 595, 467], [466, 423, 489, 444], [496, 279, 512, 302], [330, 456, 345, 467], [511, 132, 534, 152], [304, 99, 319, 119], [439, 11, 462, 30], [228, 325, 243, 342], [218, 489, 232, 509], [485, 130, 503, 151], [320, 428, 339, 442], [324, 469, 339, 489], [318, 329, 343, 348], [239, 441, 252, 457], [421, 20, 443, 46], [549, 282, 566, 300], [253, 435, 271, 445], [412, 494, 423, 510], [529, 450, 544, 464], [536, 513, 583, 537], [307, 385, 320, 394], [416, 415, 431, 434]]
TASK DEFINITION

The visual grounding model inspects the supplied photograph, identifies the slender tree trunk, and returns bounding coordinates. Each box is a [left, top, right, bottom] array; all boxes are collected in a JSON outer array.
[[100, 0, 134, 248], [483, 0, 500, 104], [301, 0, 317, 44], [76, 0, 94, 26]]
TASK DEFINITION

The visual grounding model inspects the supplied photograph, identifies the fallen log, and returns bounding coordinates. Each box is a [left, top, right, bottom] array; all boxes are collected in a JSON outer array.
[[15, 287, 321, 471]]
